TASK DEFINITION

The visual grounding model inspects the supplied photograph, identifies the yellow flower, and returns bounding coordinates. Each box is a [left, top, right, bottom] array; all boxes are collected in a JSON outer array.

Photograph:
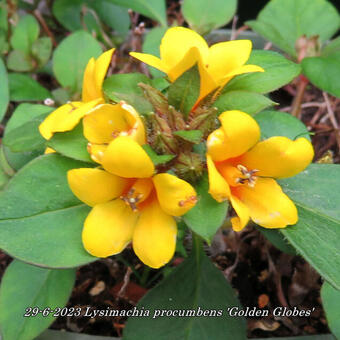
[[68, 136, 197, 268], [83, 101, 146, 163], [39, 48, 115, 143], [206, 110, 314, 231], [130, 27, 264, 106]]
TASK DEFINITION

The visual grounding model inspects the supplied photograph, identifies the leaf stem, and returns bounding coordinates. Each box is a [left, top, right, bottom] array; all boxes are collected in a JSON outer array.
[[291, 75, 309, 118]]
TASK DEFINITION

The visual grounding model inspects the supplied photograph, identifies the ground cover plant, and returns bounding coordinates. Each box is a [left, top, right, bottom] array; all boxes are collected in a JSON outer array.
[[0, 0, 340, 339]]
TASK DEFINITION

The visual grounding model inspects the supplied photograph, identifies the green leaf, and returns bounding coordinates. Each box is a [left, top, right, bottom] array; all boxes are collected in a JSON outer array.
[[90, 0, 130, 40], [52, 0, 84, 31], [32, 37, 53, 68], [142, 26, 167, 78], [53, 30, 102, 93], [279, 164, 340, 289], [255, 336, 335, 340], [123, 236, 246, 339], [38, 329, 121, 340], [183, 173, 228, 243], [168, 65, 200, 117], [103, 73, 153, 114], [224, 50, 301, 94], [7, 49, 34, 72], [302, 54, 340, 99], [322, 37, 340, 56], [3, 113, 48, 152], [254, 110, 311, 141], [9, 73, 51, 101], [173, 130, 203, 144], [0, 154, 96, 267], [321, 281, 340, 338], [10, 14, 39, 54], [247, 0, 340, 57], [258, 227, 296, 255], [1, 104, 53, 170], [107, 0, 167, 26], [0, 260, 75, 340], [182, 0, 236, 35], [0, 57, 9, 122], [214, 90, 275, 115], [48, 123, 94, 163], [142, 144, 174, 166], [0, 166, 10, 189]]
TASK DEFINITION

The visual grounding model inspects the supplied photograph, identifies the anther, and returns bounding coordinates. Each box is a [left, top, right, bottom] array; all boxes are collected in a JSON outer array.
[[178, 195, 198, 207]]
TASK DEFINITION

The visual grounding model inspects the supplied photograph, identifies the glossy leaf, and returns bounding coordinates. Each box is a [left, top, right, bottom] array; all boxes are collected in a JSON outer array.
[[10, 14, 39, 54], [3, 113, 48, 152], [53, 30, 102, 93], [183, 173, 228, 243], [173, 130, 203, 144], [214, 91, 275, 115], [124, 236, 246, 339], [302, 53, 340, 99], [182, 0, 236, 35], [103, 73, 153, 114], [247, 0, 340, 57], [0, 260, 75, 340], [224, 50, 301, 94], [142, 144, 174, 166], [0, 57, 9, 122], [48, 123, 93, 163], [279, 164, 340, 289], [321, 281, 340, 338], [107, 0, 167, 26], [8, 73, 51, 101], [0, 154, 96, 267], [254, 110, 311, 141], [168, 65, 200, 117]]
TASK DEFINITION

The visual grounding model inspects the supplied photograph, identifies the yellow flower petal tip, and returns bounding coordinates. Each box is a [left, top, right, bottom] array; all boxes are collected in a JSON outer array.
[[82, 200, 137, 257], [207, 110, 260, 161], [133, 201, 177, 269], [67, 168, 128, 206], [153, 173, 197, 216], [82, 48, 115, 102], [130, 27, 262, 103], [102, 136, 154, 178]]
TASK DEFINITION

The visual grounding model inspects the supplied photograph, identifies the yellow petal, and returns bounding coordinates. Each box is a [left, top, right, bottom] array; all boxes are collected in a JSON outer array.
[[167, 46, 200, 82], [87, 143, 107, 164], [241, 137, 314, 179], [67, 168, 129, 206], [102, 136, 154, 178], [129, 52, 169, 74], [234, 178, 298, 229], [94, 48, 115, 97], [133, 200, 177, 268], [39, 102, 81, 140], [44, 147, 55, 154], [206, 40, 253, 83], [160, 27, 209, 73], [84, 103, 145, 145], [219, 64, 265, 89], [153, 173, 197, 216], [207, 110, 260, 161], [207, 154, 230, 202], [230, 195, 250, 232], [197, 60, 219, 102], [82, 58, 100, 102], [83, 199, 138, 257]]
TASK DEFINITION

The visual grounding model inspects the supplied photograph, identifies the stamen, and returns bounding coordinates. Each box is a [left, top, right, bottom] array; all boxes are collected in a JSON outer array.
[[236, 165, 259, 187], [120, 188, 143, 212]]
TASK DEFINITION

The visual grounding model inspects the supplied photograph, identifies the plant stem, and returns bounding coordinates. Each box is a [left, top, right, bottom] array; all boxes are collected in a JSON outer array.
[[291, 75, 309, 118]]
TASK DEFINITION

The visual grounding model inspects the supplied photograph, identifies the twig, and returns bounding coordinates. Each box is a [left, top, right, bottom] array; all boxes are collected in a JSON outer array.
[[264, 42, 272, 50], [291, 75, 309, 118], [33, 9, 57, 47], [230, 15, 238, 40], [117, 267, 132, 299], [322, 92, 339, 128]]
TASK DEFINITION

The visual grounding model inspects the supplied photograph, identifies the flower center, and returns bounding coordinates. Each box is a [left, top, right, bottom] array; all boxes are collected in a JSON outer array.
[[235, 164, 259, 188], [120, 188, 143, 212]]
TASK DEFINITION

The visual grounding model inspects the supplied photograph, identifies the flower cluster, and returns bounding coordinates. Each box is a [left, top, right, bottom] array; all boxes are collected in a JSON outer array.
[[39, 27, 314, 268]]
